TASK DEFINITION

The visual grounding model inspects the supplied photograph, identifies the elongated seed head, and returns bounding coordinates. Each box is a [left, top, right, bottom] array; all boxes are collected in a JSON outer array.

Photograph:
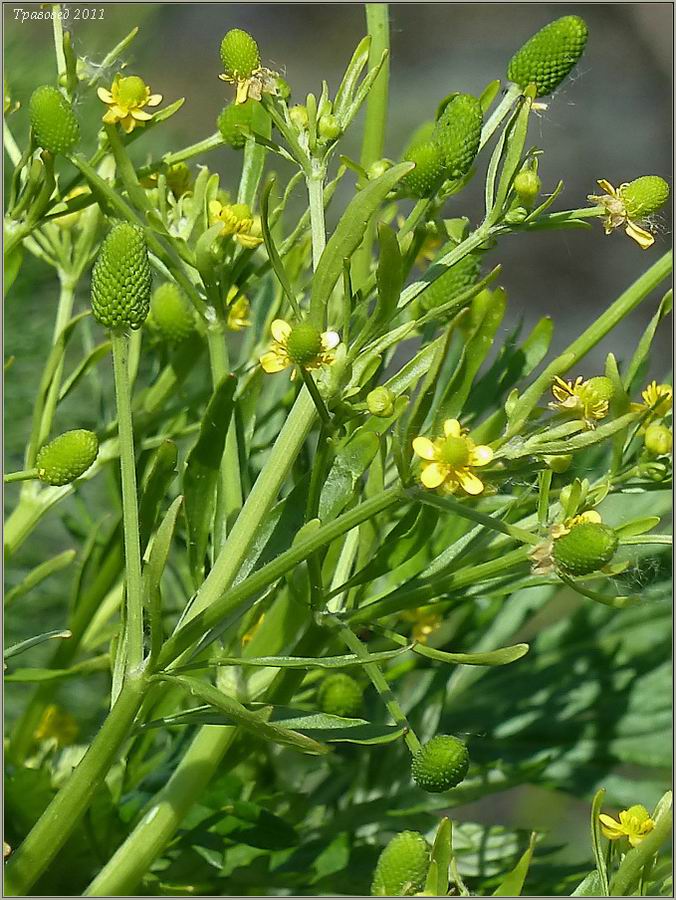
[[432, 94, 483, 178], [217, 100, 255, 148], [402, 141, 446, 198], [371, 831, 430, 896], [146, 283, 195, 343], [418, 248, 481, 313], [507, 16, 588, 97], [91, 223, 152, 330], [29, 85, 80, 155], [619, 176, 670, 220], [553, 522, 618, 576], [36, 429, 98, 485], [220, 28, 261, 78]]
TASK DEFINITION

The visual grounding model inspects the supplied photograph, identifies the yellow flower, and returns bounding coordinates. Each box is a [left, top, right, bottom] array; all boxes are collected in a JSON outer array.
[[226, 293, 251, 331], [550, 375, 611, 427], [412, 419, 493, 496], [587, 179, 655, 250], [631, 381, 672, 425], [219, 67, 279, 105], [599, 805, 655, 847], [208, 200, 263, 249], [260, 319, 340, 376], [33, 704, 78, 746], [97, 74, 163, 134], [402, 606, 442, 643]]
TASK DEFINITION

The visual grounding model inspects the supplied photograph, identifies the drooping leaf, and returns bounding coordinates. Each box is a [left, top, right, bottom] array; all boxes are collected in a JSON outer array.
[[492, 832, 537, 896]]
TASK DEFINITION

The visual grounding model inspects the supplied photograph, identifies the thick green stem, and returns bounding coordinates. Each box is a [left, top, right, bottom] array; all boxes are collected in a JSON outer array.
[[111, 329, 144, 673], [4, 672, 146, 895], [4, 469, 37, 483]]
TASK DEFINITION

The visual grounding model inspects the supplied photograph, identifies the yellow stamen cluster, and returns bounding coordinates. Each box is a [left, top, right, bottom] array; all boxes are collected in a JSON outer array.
[[412, 419, 493, 496], [260, 319, 340, 377], [631, 380, 672, 423], [599, 805, 655, 847], [587, 179, 655, 250], [208, 200, 263, 249], [550, 376, 610, 427], [97, 74, 163, 134]]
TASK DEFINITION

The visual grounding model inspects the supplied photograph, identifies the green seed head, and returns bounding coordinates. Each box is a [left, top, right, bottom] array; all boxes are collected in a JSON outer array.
[[371, 831, 430, 897], [318, 673, 363, 718], [581, 376, 615, 406], [411, 735, 470, 793], [146, 283, 195, 343], [619, 176, 670, 220], [91, 223, 152, 330], [29, 85, 80, 155], [553, 522, 618, 576], [217, 100, 254, 148], [507, 15, 588, 97], [513, 170, 542, 208], [402, 141, 446, 198], [439, 436, 470, 467], [220, 28, 261, 78], [432, 94, 483, 178], [367, 387, 396, 418], [644, 422, 672, 456], [418, 249, 482, 313], [36, 429, 99, 486], [286, 322, 323, 366], [115, 75, 147, 107]]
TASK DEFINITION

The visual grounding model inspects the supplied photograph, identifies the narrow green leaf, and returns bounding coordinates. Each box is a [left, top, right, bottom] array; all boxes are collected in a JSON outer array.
[[615, 516, 660, 538], [334, 35, 371, 120], [5, 549, 76, 608], [262, 707, 406, 745], [260, 178, 301, 316], [318, 429, 380, 521], [590, 788, 610, 896], [492, 832, 537, 896], [4, 243, 23, 296], [175, 646, 412, 673], [415, 642, 530, 667], [571, 870, 604, 896], [183, 375, 237, 585], [5, 654, 109, 682], [624, 290, 672, 391], [58, 341, 111, 402], [480, 80, 501, 114], [139, 440, 179, 553], [144, 496, 183, 662], [4, 629, 71, 660], [488, 87, 535, 226], [429, 817, 452, 896], [375, 222, 403, 325]]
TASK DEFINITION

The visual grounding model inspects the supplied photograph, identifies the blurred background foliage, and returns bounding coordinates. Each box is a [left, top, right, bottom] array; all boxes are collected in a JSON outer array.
[[4, 3, 672, 894]]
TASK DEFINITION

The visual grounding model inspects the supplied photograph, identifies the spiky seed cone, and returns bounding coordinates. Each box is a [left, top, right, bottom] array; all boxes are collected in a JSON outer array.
[[29, 85, 80, 155], [318, 674, 363, 718], [217, 101, 254, 148], [432, 94, 483, 178], [36, 429, 99, 485], [371, 831, 430, 897], [402, 141, 446, 198], [91, 223, 152, 330], [220, 28, 261, 78], [620, 176, 670, 220], [286, 322, 323, 366], [411, 735, 470, 793], [507, 16, 588, 97], [146, 283, 195, 343], [553, 522, 618, 576], [581, 376, 615, 406], [418, 249, 481, 313]]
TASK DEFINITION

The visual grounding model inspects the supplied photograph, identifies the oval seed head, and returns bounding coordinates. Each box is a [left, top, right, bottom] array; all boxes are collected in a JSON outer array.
[[418, 249, 482, 313], [36, 429, 99, 486], [146, 283, 195, 343], [286, 322, 323, 366], [513, 170, 542, 208], [367, 387, 396, 418], [402, 141, 446, 198], [553, 522, 618, 576], [581, 376, 615, 406], [644, 422, 672, 456], [619, 176, 670, 220], [411, 734, 470, 793], [29, 85, 80, 155], [217, 100, 254, 148], [371, 831, 430, 897], [507, 16, 588, 98], [220, 28, 261, 78], [91, 223, 152, 330], [432, 94, 483, 178], [318, 674, 363, 718]]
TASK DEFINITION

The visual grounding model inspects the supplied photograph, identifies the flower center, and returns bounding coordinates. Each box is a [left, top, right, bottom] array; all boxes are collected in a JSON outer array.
[[439, 436, 470, 467], [286, 323, 323, 365], [116, 76, 148, 108]]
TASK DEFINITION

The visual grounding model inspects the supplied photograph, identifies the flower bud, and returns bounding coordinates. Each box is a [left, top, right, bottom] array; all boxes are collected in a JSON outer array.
[[367, 387, 396, 418], [513, 169, 541, 208], [411, 734, 470, 793], [146, 283, 195, 343], [318, 674, 363, 718], [619, 176, 670, 220], [402, 141, 446, 198], [371, 832, 430, 897], [553, 522, 618, 576], [644, 422, 672, 456], [289, 104, 309, 130], [545, 453, 572, 474], [36, 429, 99, 485], [432, 94, 483, 178], [367, 159, 392, 181], [218, 100, 254, 148], [318, 113, 341, 142], [29, 85, 80, 155], [220, 28, 261, 78], [91, 223, 152, 330], [507, 15, 588, 97]]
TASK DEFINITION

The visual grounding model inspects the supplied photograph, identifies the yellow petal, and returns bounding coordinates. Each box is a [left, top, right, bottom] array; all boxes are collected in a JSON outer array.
[[579, 510, 602, 524], [208, 200, 223, 217], [131, 108, 153, 121], [121, 116, 138, 134], [236, 80, 250, 104], [271, 319, 291, 343], [260, 351, 288, 373], [596, 179, 617, 196], [457, 469, 484, 495], [420, 462, 447, 489], [97, 87, 114, 103], [443, 419, 462, 437], [469, 445, 494, 466], [628, 834, 644, 848], [412, 437, 437, 461], [147, 93, 163, 107], [102, 108, 120, 124], [625, 220, 654, 250], [321, 331, 340, 351]]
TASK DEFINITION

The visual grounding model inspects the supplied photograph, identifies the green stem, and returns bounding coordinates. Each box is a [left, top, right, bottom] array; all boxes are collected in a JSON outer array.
[[4, 672, 146, 896], [479, 83, 521, 150], [110, 330, 144, 674], [300, 368, 333, 428], [50, 3, 66, 79], [135, 133, 224, 182], [4, 468, 38, 483]]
